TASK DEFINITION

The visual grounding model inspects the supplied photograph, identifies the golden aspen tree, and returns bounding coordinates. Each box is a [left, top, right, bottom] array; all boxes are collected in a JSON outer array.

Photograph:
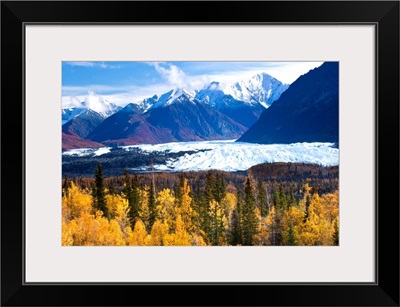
[[127, 219, 149, 246], [62, 219, 75, 246], [281, 205, 305, 245], [113, 198, 130, 235], [149, 220, 169, 246], [177, 178, 195, 234], [221, 192, 237, 222], [265, 206, 279, 245], [156, 188, 176, 231], [310, 194, 334, 245], [138, 188, 150, 231], [94, 214, 126, 246], [106, 220, 126, 246], [105, 194, 126, 218], [70, 212, 97, 245], [299, 183, 312, 213], [320, 190, 339, 223], [62, 182, 93, 220], [172, 214, 191, 246], [297, 196, 327, 246], [254, 208, 269, 246]]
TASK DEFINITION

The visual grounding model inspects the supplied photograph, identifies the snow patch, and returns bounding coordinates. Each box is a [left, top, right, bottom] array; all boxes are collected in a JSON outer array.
[[123, 140, 339, 172], [62, 147, 111, 157]]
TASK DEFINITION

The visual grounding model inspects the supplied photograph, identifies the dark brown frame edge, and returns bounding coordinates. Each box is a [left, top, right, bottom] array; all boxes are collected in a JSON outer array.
[[1, 1, 399, 306]]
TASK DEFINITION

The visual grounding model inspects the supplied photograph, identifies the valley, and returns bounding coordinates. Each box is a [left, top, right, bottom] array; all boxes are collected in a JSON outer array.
[[62, 140, 339, 177], [61, 61, 340, 246]]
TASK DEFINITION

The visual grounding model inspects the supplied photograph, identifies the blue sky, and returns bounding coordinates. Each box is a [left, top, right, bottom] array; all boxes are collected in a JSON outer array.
[[62, 61, 323, 107]]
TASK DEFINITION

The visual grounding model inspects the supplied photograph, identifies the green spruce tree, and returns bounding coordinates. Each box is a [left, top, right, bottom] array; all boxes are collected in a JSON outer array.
[[257, 177, 267, 217], [148, 180, 157, 232], [92, 163, 107, 218], [242, 177, 258, 246], [229, 190, 243, 245]]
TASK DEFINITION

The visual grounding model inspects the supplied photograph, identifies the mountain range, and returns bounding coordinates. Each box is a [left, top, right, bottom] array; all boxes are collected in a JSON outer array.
[[62, 63, 339, 150], [87, 90, 248, 146], [62, 72, 288, 149]]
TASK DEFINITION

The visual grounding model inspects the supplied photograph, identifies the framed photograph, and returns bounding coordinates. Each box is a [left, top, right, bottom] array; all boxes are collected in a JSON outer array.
[[1, 1, 399, 306]]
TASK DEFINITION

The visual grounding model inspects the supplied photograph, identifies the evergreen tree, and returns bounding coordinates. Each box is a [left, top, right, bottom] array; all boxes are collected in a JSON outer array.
[[123, 170, 134, 223], [208, 200, 226, 245], [107, 178, 116, 195], [278, 183, 288, 212], [201, 171, 214, 240], [257, 177, 267, 217], [304, 194, 312, 221], [148, 180, 157, 231], [213, 173, 226, 203], [123, 169, 132, 201], [288, 187, 296, 207], [205, 171, 214, 205], [175, 173, 185, 204], [286, 225, 296, 246], [229, 190, 243, 245], [92, 163, 107, 218], [192, 178, 202, 214], [242, 177, 258, 245], [123, 171, 141, 226], [131, 174, 141, 221]]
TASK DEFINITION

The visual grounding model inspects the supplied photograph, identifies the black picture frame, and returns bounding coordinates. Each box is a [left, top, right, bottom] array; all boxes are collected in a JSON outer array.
[[1, 1, 399, 306]]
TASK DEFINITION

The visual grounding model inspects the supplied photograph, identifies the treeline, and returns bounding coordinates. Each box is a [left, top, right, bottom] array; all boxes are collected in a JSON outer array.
[[62, 163, 339, 246], [66, 163, 338, 198]]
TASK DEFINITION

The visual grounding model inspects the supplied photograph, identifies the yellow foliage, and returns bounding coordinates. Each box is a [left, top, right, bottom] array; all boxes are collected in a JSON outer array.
[[265, 206, 279, 245], [61, 218, 75, 246], [281, 205, 305, 245], [297, 195, 335, 246], [162, 233, 176, 246], [62, 182, 92, 221], [115, 199, 130, 231], [221, 192, 237, 221], [253, 208, 269, 246], [171, 215, 191, 246], [61, 177, 339, 247], [191, 232, 208, 246], [156, 188, 176, 229], [149, 220, 169, 246], [320, 190, 339, 222], [127, 219, 149, 246], [177, 179, 195, 234], [61, 210, 126, 246], [138, 188, 150, 228]]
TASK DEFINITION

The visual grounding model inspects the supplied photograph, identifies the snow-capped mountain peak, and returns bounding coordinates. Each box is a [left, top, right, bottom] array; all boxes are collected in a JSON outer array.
[[194, 72, 289, 110], [224, 72, 289, 108], [62, 107, 86, 125], [84, 95, 120, 117], [143, 88, 196, 112], [62, 93, 122, 125]]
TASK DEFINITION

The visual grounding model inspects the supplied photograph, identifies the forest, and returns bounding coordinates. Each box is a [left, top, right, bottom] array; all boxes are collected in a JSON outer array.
[[62, 163, 339, 246]]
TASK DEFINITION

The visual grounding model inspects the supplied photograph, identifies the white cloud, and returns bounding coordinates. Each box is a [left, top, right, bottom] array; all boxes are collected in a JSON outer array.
[[62, 84, 173, 108], [150, 62, 209, 91], [207, 62, 324, 85], [62, 62, 325, 109]]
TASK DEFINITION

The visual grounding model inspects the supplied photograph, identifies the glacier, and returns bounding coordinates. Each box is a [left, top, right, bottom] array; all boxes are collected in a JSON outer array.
[[63, 140, 339, 172]]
